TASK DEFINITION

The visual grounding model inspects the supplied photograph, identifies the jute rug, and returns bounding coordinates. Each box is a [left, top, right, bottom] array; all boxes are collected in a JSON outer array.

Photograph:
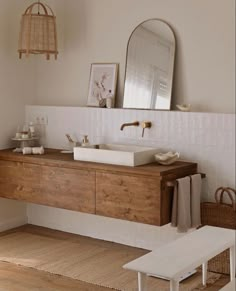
[[0, 232, 221, 291]]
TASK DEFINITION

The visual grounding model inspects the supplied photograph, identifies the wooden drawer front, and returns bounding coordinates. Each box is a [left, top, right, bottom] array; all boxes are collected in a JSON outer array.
[[0, 160, 40, 201], [96, 172, 161, 225], [40, 166, 96, 213]]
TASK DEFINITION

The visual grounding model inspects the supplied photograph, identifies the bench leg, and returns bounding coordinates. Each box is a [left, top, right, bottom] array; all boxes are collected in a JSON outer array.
[[138, 272, 147, 291], [202, 262, 208, 286], [230, 245, 235, 281], [170, 279, 179, 291]]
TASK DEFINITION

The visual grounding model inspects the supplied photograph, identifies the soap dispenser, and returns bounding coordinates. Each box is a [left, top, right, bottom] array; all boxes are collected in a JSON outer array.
[[81, 135, 90, 147]]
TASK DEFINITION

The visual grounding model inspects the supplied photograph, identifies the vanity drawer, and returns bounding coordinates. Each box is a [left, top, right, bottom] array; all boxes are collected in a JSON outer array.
[[96, 172, 161, 225], [0, 160, 96, 214], [40, 165, 96, 213], [0, 160, 41, 201]]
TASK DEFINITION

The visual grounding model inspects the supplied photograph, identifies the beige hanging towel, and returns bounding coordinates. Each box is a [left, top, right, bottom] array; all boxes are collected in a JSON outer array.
[[190, 174, 202, 228], [171, 185, 178, 227], [171, 176, 191, 232]]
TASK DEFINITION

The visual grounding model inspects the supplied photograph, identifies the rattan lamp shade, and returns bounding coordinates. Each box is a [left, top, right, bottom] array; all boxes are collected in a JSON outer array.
[[18, 2, 58, 60]]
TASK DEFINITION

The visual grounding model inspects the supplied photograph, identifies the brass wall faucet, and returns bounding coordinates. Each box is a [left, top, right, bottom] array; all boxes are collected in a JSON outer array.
[[120, 121, 139, 131], [141, 121, 152, 137]]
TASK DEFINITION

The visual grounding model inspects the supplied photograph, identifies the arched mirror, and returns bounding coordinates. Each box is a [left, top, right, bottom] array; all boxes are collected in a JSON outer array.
[[123, 19, 176, 110]]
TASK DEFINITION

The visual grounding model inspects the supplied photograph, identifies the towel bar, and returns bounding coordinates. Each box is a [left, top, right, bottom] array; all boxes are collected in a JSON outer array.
[[166, 173, 206, 187]]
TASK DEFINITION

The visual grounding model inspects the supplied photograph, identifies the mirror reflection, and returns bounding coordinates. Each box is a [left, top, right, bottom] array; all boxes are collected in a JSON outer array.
[[123, 19, 176, 110]]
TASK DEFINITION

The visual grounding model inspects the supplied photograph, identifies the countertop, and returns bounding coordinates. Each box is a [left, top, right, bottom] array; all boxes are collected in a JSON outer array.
[[0, 148, 197, 178]]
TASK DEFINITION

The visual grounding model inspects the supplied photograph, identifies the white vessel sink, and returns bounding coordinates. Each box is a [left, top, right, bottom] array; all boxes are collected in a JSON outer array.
[[74, 144, 159, 166]]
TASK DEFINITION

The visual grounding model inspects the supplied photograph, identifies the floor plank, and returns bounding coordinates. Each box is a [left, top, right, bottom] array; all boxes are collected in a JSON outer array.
[[0, 261, 112, 291], [0, 224, 230, 291]]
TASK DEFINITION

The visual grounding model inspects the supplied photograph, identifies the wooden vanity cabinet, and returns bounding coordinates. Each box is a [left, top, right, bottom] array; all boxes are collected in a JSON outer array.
[[0, 149, 198, 226]]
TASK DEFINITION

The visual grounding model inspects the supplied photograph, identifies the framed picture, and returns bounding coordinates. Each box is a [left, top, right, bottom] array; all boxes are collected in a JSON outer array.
[[87, 63, 118, 107]]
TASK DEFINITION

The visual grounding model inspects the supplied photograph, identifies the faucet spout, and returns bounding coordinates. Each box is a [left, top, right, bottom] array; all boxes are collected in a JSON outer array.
[[120, 121, 139, 131]]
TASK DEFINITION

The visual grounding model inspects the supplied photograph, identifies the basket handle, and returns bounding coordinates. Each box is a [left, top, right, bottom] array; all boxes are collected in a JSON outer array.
[[214, 187, 226, 203], [215, 187, 236, 211], [24, 2, 54, 16], [220, 187, 236, 211]]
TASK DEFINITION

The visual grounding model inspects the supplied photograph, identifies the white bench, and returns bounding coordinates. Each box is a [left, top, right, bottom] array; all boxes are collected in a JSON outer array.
[[123, 226, 235, 291], [220, 279, 236, 291]]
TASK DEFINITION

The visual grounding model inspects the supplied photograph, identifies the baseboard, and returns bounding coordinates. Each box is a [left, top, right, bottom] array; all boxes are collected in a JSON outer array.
[[0, 216, 28, 232]]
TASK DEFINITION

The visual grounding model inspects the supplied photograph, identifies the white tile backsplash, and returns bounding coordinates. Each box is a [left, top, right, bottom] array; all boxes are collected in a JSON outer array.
[[26, 105, 236, 202]]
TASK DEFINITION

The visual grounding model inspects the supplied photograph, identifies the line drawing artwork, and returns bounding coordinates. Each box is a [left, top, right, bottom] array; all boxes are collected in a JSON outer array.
[[92, 72, 110, 107], [87, 64, 118, 107]]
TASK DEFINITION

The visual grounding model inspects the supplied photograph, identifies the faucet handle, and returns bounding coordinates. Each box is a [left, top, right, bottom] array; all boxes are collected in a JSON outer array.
[[141, 121, 152, 137]]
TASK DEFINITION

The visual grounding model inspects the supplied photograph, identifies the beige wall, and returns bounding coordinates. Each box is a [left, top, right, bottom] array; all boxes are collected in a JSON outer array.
[[0, 0, 35, 227], [0, 0, 36, 148], [0, 0, 235, 230], [35, 0, 235, 113]]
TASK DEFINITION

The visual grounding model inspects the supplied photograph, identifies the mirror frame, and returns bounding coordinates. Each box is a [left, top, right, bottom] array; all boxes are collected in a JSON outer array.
[[123, 18, 176, 111]]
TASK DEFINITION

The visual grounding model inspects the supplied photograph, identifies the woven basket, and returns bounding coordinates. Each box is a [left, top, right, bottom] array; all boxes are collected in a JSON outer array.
[[201, 187, 236, 274], [18, 2, 58, 60]]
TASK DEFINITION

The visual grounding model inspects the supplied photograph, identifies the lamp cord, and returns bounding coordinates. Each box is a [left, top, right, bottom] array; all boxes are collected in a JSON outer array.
[[38, 0, 40, 14]]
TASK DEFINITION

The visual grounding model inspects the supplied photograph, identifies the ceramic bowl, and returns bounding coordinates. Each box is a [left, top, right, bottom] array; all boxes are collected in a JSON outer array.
[[154, 151, 180, 165], [176, 104, 191, 112]]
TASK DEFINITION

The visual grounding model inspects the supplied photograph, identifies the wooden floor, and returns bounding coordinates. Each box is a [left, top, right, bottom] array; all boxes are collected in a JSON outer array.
[[0, 225, 230, 291], [0, 261, 112, 291]]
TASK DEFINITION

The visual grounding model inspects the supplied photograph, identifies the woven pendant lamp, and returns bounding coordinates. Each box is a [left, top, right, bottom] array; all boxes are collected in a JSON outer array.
[[18, 1, 58, 60]]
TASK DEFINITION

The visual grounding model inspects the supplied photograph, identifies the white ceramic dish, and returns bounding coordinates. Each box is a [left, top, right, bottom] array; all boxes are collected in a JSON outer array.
[[176, 104, 191, 112], [154, 151, 180, 165]]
